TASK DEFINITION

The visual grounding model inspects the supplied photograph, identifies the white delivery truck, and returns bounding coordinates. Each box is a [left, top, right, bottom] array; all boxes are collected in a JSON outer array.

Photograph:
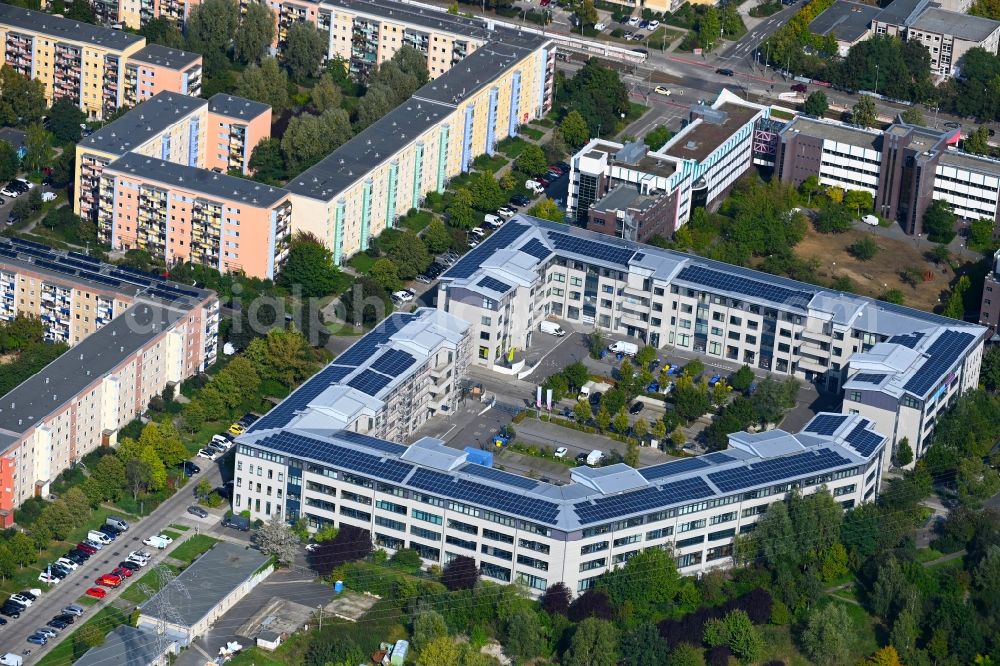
[[539, 321, 565, 337], [586, 450, 604, 466], [608, 341, 639, 356]]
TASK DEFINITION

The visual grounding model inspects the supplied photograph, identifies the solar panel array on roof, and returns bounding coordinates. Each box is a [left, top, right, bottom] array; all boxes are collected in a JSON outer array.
[[336, 430, 408, 455], [702, 451, 737, 464], [335, 313, 418, 366], [347, 369, 392, 396], [518, 238, 552, 262], [477, 276, 511, 294], [677, 265, 814, 308], [257, 431, 413, 482], [902, 329, 975, 396], [888, 332, 924, 349], [370, 348, 416, 378], [549, 232, 635, 266], [634, 252, 645, 261], [853, 373, 888, 384], [460, 463, 540, 490], [409, 468, 560, 524], [638, 456, 710, 481], [574, 477, 715, 524], [708, 448, 851, 493], [844, 421, 883, 457], [247, 364, 354, 432], [446, 222, 528, 279], [804, 414, 847, 436]]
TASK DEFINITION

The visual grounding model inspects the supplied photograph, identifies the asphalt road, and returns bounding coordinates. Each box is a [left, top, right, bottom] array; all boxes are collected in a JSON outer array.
[[0, 458, 226, 662]]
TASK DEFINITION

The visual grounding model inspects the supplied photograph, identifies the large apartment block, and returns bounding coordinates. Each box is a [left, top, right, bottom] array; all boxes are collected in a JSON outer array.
[[94, 0, 203, 30], [435, 215, 985, 465], [206, 94, 272, 176], [567, 91, 770, 241], [0, 238, 218, 527], [100, 153, 292, 279], [776, 115, 1000, 235], [234, 409, 884, 588], [0, 6, 202, 119], [286, 32, 555, 264]]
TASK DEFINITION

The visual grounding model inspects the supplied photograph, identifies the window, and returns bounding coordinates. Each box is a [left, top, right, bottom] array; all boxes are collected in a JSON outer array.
[[482, 528, 513, 544], [579, 558, 606, 572], [613, 534, 642, 547], [708, 528, 736, 541], [412, 509, 442, 525], [481, 316, 492, 326], [375, 516, 405, 531], [581, 541, 609, 554], [447, 519, 478, 534], [411, 525, 440, 541], [849, 391, 861, 402], [676, 535, 705, 548]]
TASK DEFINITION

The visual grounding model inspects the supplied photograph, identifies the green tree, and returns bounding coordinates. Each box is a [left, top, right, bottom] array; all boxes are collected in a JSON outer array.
[[7, 531, 35, 567], [968, 218, 994, 250], [574, 399, 592, 423], [849, 236, 878, 261], [505, 608, 547, 662], [600, 547, 679, 619], [982, 346, 1000, 391], [844, 189, 873, 214], [423, 219, 452, 253], [0, 544, 15, 580], [697, 6, 720, 49], [565, 617, 618, 666], [0, 67, 46, 127], [236, 57, 289, 115], [729, 365, 755, 392], [516, 143, 548, 177], [957, 456, 1000, 508], [922, 199, 956, 243], [574, 0, 599, 28], [413, 608, 449, 650], [673, 375, 710, 421], [613, 409, 629, 434], [595, 406, 611, 432], [355, 83, 396, 129], [851, 95, 878, 128], [181, 400, 206, 433], [645, 125, 672, 150], [0, 140, 19, 182], [48, 98, 87, 143], [65, 0, 95, 22], [879, 288, 905, 305], [814, 203, 853, 233], [311, 73, 342, 113], [803, 91, 829, 117], [140, 17, 185, 49], [92, 454, 126, 501], [370, 257, 402, 292], [528, 198, 564, 222], [896, 437, 913, 466], [416, 637, 462, 666], [139, 421, 189, 468], [278, 233, 347, 297], [965, 125, 992, 156], [281, 109, 353, 173], [285, 22, 327, 81], [446, 188, 477, 230], [186, 0, 239, 58], [669, 644, 706, 666], [234, 0, 275, 64], [467, 170, 506, 211], [376, 229, 431, 278], [900, 107, 924, 125], [561, 110, 590, 147], [620, 622, 670, 666], [22, 123, 52, 172], [248, 138, 287, 183], [799, 603, 853, 666]]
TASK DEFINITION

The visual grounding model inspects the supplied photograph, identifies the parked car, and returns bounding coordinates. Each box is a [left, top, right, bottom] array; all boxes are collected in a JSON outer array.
[[197, 448, 218, 461], [37, 572, 59, 584], [84, 587, 106, 599], [575, 452, 589, 465], [0, 604, 22, 619], [25, 634, 46, 646], [128, 550, 151, 562], [178, 461, 200, 475], [82, 539, 104, 550], [627, 16, 641, 26], [111, 567, 133, 579], [791, 83, 808, 93], [47, 618, 69, 630], [95, 574, 122, 588], [188, 505, 209, 519], [510, 194, 530, 207], [143, 535, 170, 548], [497, 206, 516, 218], [8, 595, 31, 608], [117, 561, 140, 572], [35, 627, 57, 638], [61, 605, 84, 617], [629, 402, 645, 415], [227, 422, 246, 436], [716, 68, 735, 76], [222, 515, 251, 531], [52, 613, 75, 625], [66, 549, 89, 562], [554, 446, 569, 458], [238, 414, 259, 427]]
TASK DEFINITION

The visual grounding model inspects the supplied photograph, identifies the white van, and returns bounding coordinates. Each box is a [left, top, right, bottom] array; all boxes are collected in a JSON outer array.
[[87, 530, 111, 545], [539, 321, 565, 337], [608, 341, 639, 355], [484, 214, 504, 228], [862, 214, 879, 226], [106, 516, 130, 531], [586, 450, 604, 466], [525, 179, 545, 194]]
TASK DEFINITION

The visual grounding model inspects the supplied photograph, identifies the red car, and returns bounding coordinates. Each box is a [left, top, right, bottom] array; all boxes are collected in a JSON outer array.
[[76, 542, 97, 554], [547, 165, 564, 176], [85, 587, 106, 599], [535, 177, 551, 188], [95, 574, 122, 588], [111, 567, 133, 578], [791, 83, 808, 93]]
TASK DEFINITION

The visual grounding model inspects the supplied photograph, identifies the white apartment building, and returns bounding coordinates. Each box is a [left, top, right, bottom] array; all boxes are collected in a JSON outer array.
[[435, 215, 986, 466], [234, 411, 884, 589], [245, 308, 472, 445]]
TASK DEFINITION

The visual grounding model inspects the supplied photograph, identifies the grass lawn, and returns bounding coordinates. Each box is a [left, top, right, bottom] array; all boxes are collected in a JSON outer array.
[[530, 118, 555, 128], [499, 137, 529, 159], [520, 126, 544, 141], [160, 529, 181, 540], [168, 523, 191, 532], [36, 605, 129, 666], [915, 547, 945, 563], [169, 534, 219, 564], [626, 102, 649, 124], [77, 594, 100, 606], [348, 253, 375, 274], [770, 107, 795, 120], [120, 562, 182, 603], [473, 154, 509, 172], [228, 648, 288, 666], [400, 210, 433, 233]]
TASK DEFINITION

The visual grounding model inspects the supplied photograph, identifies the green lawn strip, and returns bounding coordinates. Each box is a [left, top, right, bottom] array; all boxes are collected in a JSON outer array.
[[119, 562, 182, 603], [160, 529, 181, 540], [168, 523, 191, 532], [914, 547, 945, 563], [520, 126, 544, 141], [168, 534, 219, 565], [36, 605, 130, 666], [77, 594, 101, 606], [348, 253, 375, 274]]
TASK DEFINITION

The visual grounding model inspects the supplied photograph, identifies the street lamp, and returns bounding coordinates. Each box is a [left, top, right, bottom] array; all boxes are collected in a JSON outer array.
[[873, 64, 879, 97]]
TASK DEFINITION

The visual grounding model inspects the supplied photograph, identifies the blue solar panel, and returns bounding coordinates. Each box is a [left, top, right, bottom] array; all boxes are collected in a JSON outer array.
[[888, 332, 924, 349], [446, 222, 529, 279], [335, 313, 418, 366], [10, 237, 52, 251], [409, 468, 560, 524], [371, 349, 416, 378], [708, 448, 851, 493], [257, 431, 414, 483], [460, 463, 540, 490], [477, 276, 511, 294], [0, 248, 17, 259], [548, 232, 635, 266], [903, 330, 974, 396], [804, 414, 847, 436], [634, 253, 645, 261], [844, 422, 883, 457], [853, 373, 887, 384], [347, 369, 392, 396], [68, 251, 101, 265], [702, 452, 737, 464], [639, 457, 710, 481], [676, 265, 814, 308], [574, 477, 715, 525], [336, 430, 408, 455], [518, 238, 552, 262], [248, 364, 354, 432]]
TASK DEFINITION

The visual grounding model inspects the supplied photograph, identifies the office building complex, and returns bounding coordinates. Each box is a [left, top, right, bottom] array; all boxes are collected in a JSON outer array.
[[100, 153, 292, 279], [240, 308, 472, 446], [0, 6, 204, 119], [286, 30, 554, 264], [435, 214, 985, 464], [0, 237, 218, 527], [567, 91, 771, 240], [776, 115, 1000, 233], [234, 409, 884, 587]]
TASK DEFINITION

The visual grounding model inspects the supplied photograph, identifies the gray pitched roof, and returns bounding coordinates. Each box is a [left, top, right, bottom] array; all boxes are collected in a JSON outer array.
[[74, 625, 167, 666], [0, 4, 142, 50]]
